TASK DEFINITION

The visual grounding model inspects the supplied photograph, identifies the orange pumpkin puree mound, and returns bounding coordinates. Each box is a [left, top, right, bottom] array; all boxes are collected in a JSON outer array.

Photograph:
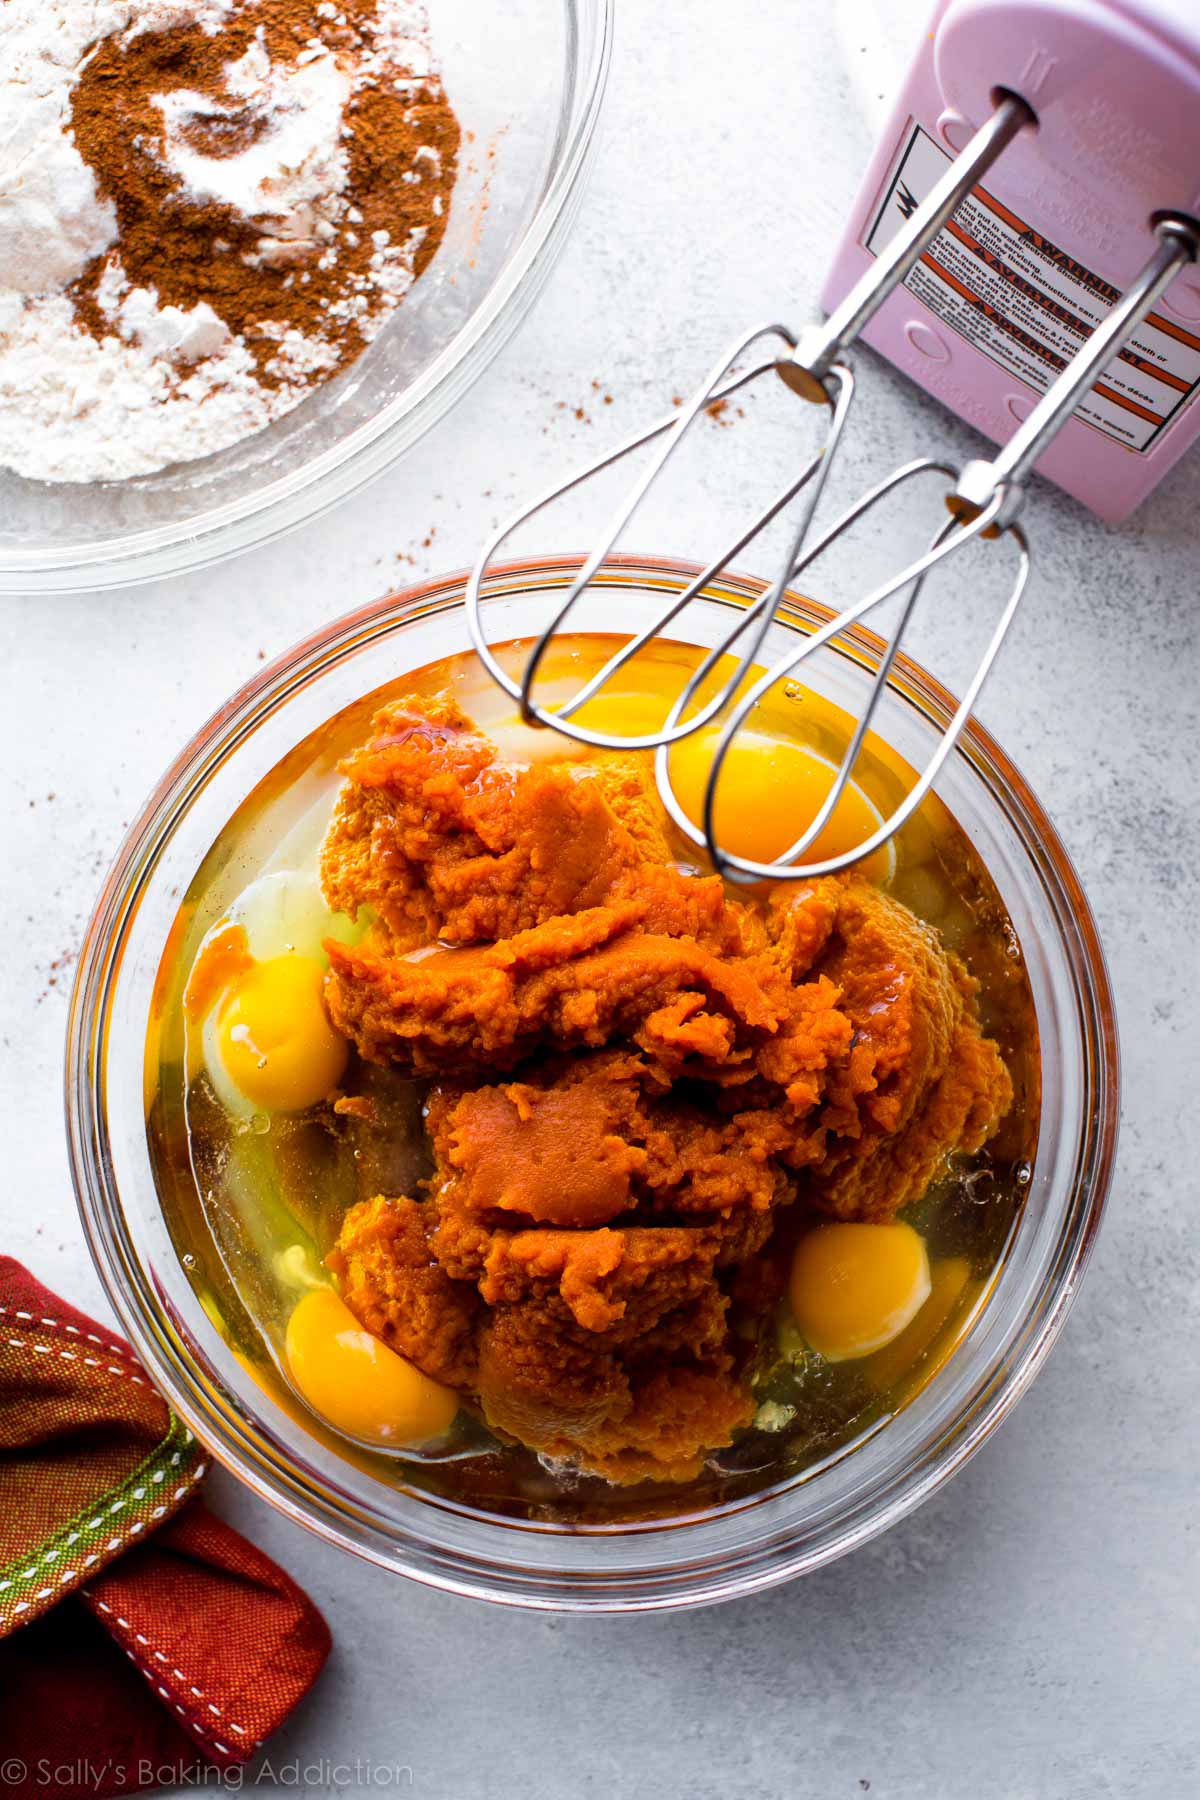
[[321, 696, 1013, 1484]]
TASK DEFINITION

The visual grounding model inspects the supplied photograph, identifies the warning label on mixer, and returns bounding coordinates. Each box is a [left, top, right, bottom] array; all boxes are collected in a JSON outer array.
[[864, 123, 1200, 452]]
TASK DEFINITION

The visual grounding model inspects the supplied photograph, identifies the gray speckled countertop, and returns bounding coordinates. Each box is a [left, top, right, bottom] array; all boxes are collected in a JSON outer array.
[[3, 3, 1199, 1795]]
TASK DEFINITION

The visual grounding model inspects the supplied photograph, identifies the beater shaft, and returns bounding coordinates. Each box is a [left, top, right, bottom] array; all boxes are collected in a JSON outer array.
[[785, 93, 1035, 400], [954, 214, 1200, 524]]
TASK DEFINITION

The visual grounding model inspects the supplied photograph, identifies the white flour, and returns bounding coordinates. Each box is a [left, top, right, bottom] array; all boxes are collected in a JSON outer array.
[[0, 0, 235, 292], [0, 0, 441, 484]]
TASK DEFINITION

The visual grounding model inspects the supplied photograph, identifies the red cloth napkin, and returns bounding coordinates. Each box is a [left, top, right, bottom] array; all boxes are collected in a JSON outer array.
[[0, 1258, 331, 1799]]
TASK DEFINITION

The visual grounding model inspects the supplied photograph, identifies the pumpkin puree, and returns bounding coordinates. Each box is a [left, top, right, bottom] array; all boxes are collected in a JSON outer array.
[[320, 697, 1012, 1483]]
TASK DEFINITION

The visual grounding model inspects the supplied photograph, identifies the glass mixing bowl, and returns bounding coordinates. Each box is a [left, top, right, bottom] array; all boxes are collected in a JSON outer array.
[[0, 0, 610, 596], [67, 558, 1118, 1611]]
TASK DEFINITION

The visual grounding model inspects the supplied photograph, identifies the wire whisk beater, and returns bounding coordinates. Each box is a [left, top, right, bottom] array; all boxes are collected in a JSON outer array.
[[467, 90, 1198, 880]]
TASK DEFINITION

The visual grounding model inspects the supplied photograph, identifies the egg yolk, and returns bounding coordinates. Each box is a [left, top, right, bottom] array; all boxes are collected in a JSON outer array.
[[862, 1255, 972, 1394], [285, 1286, 458, 1448], [551, 676, 890, 878], [567, 688, 704, 740], [788, 1221, 932, 1361], [216, 954, 348, 1112], [669, 728, 890, 878]]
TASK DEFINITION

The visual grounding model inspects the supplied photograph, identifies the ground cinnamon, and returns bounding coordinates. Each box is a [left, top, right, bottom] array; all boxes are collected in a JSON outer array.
[[69, 0, 459, 382]]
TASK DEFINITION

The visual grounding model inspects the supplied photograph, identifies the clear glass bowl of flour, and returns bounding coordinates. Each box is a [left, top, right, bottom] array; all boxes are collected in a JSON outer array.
[[0, 0, 611, 594]]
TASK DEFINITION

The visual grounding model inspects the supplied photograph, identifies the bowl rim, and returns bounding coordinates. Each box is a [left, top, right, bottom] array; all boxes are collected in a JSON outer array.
[[66, 553, 1120, 1609], [0, 0, 614, 596]]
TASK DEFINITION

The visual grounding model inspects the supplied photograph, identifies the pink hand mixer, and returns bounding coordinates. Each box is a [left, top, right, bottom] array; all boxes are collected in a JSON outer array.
[[468, 0, 1200, 880]]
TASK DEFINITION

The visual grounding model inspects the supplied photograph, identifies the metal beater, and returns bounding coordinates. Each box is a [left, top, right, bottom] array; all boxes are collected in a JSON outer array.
[[466, 92, 1199, 881]]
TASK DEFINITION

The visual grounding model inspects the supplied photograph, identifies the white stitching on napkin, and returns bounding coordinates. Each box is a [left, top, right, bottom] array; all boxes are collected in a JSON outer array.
[[90, 1594, 256, 1753]]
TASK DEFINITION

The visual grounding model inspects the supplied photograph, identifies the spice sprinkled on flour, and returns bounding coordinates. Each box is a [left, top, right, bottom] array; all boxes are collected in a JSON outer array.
[[0, 0, 459, 483]]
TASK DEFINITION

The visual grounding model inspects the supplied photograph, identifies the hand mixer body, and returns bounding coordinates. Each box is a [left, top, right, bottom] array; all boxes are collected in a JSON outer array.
[[822, 0, 1200, 521]]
